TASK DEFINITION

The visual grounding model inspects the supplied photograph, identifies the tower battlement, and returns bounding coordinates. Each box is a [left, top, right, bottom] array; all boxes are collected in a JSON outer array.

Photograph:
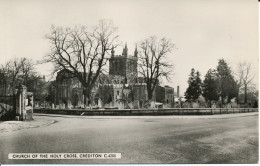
[[109, 44, 138, 80], [110, 54, 137, 60]]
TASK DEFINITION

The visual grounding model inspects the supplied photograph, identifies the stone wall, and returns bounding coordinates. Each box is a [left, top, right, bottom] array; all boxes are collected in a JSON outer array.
[[34, 108, 258, 116]]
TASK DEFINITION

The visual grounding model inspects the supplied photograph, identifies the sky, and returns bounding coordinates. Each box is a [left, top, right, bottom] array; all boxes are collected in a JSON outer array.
[[0, 0, 258, 96]]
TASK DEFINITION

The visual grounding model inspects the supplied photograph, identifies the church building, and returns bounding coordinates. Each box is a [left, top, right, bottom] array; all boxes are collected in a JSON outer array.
[[55, 44, 148, 109]]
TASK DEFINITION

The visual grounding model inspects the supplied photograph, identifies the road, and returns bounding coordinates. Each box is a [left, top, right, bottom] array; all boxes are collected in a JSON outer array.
[[0, 113, 258, 164]]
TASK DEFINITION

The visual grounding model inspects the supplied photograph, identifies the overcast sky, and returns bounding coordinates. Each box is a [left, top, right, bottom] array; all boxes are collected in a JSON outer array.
[[0, 0, 258, 95]]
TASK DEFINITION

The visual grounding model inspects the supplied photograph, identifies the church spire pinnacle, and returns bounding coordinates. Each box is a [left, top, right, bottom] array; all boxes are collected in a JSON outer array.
[[111, 45, 115, 57], [122, 42, 128, 57], [134, 44, 138, 57]]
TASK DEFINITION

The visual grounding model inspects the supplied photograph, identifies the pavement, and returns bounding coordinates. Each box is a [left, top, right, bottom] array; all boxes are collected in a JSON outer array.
[[0, 112, 258, 164], [0, 117, 55, 132]]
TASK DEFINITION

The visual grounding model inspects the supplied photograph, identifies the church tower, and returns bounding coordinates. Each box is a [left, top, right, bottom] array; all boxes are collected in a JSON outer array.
[[109, 44, 138, 83]]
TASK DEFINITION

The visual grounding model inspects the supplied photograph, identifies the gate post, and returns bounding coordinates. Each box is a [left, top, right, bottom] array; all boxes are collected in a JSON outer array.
[[26, 92, 34, 120], [16, 85, 27, 121]]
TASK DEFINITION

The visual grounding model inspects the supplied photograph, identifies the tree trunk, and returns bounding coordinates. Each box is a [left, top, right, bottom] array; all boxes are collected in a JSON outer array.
[[4, 79, 7, 95], [131, 85, 134, 102], [12, 81, 16, 95], [244, 84, 247, 104], [236, 93, 239, 104], [83, 89, 91, 106], [147, 89, 153, 100]]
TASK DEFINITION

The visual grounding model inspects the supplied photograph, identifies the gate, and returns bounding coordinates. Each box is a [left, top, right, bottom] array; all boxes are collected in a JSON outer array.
[[0, 95, 16, 121]]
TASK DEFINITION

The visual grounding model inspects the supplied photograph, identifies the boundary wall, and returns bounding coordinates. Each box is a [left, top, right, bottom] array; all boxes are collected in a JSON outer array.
[[33, 108, 258, 116]]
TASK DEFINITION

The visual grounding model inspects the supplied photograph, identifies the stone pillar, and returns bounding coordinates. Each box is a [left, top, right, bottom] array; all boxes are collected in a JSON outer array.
[[16, 85, 27, 121], [25, 92, 34, 121]]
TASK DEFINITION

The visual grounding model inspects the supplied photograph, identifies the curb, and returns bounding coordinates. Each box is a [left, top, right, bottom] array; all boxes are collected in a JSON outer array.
[[34, 112, 258, 119]]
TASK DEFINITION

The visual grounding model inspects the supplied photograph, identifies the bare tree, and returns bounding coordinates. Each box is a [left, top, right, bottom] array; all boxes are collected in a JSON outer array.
[[0, 67, 8, 95], [44, 20, 119, 104], [3, 59, 23, 94], [0, 58, 35, 95], [138, 36, 174, 100], [237, 62, 256, 103]]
